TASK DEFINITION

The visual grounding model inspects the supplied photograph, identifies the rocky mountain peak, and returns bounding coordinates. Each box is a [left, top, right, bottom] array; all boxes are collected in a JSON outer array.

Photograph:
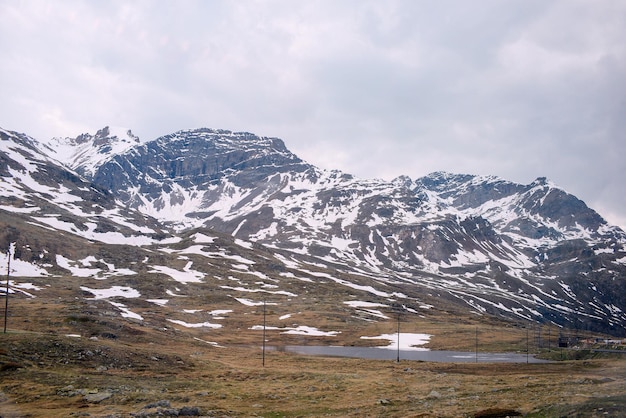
[[391, 175, 413, 189], [92, 126, 140, 147], [58, 126, 139, 147], [42, 126, 140, 177], [1, 125, 625, 336], [154, 128, 292, 156]]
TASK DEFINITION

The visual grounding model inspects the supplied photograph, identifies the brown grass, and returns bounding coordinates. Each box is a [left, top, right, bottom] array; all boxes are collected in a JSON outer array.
[[2, 305, 625, 417], [1, 272, 625, 417]]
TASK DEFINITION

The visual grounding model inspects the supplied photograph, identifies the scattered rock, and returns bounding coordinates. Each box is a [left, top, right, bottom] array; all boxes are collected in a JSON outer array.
[[144, 400, 171, 409], [427, 390, 442, 399], [133, 401, 201, 417], [178, 406, 201, 416], [473, 408, 522, 418], [84, 390, 113, 403]]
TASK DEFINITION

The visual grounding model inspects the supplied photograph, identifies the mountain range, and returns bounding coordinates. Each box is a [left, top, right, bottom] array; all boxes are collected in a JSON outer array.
[[1, 126, 625, 338]]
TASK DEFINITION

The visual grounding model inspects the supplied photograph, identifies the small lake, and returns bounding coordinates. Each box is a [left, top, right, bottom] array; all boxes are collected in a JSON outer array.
[[271, 345, 550, 363]]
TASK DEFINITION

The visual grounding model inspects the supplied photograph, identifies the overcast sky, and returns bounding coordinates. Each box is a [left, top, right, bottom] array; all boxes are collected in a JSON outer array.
[[1, 0, 625, 228]]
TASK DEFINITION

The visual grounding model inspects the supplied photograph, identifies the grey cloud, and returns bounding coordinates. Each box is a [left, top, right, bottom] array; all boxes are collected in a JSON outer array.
[[0, 0, 624, 228]]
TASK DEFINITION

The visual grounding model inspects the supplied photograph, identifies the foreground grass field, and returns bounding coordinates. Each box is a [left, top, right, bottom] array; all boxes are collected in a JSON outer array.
[[2, 328, 626, 417], [1, 288, 625, 417]]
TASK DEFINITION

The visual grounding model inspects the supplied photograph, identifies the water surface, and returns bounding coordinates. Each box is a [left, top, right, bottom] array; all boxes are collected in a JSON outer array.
[[273, 345, 550, 363]]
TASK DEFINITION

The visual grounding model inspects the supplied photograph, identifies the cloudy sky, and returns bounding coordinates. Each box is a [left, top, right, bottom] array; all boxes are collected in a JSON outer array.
[[1, 1, 625, 228]]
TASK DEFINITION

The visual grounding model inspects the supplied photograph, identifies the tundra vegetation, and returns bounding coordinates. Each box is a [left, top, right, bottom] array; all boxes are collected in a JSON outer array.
[[1, 283, 625, 418]]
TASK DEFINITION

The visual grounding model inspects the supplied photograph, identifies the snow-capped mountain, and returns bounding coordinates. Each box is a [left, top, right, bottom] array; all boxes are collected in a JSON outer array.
[[1, 126, 625, 336], [43, 126, 140, 177]]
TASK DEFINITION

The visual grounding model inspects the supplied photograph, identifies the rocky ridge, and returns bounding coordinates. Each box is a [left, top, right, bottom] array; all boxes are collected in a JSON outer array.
[[1, 126, 625, 336]]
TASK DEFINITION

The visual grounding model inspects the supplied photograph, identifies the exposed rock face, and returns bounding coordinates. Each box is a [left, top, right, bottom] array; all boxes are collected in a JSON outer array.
[[89, 128, 311, 209]]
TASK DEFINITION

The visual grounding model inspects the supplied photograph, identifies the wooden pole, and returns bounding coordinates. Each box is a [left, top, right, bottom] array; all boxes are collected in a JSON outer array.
[[396, 311, 400, 363], [548, 327, 551, 352], [526, 327, 529, 364], [475, 326, 478, 363], [262, 299, 266, 367], [4, 249, 11, 334]]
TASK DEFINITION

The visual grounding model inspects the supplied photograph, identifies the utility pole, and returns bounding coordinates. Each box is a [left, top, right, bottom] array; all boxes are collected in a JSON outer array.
[[548, 326, 551, 352], [475, 326, 478, 363], [526, 327, 529, 364], [262, 299, 266, 367], [4, 248, 11, 334], [396, 311, 400, 363]]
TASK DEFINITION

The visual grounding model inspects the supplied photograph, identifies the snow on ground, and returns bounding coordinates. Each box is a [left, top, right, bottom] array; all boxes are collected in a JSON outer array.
[[0, 254, 49, 277], [56, 255, 102, 278], [192, 233, 216, 244], [194, 337, 224, 347], [0, 280, 40, 298], [108, 301, 143, 320], [281, 325, 340, 336], [300, 268, 390, 297], [233, 297, 265, 306], [594, 248, 614, 255], [167, 319, 222, 329], [279, 271, 313, 282], [149, 262, 205, 283], [56, 255, 137, 279], [175, 245, 211, 257], [166, 289, 187, 297], [79, 285, 143, 319], [361, 333, 431, 351], [32, 216, 156, 246], [0, 204, 39, 213], [8, 281, 42, 291], [331, 236, 358, 251], [344, 301, 387, 309], [273, 253, 302, 269], [219, 285, 297, 297], [208, 309, 233, 316], [80, 285, 140, 299], [99, 210, 156, 234], [184, 249, 256, 266], [234, 238, 253, 249], [147, 299, 169, 306], [250, 325, 340, 336], [343, 300, 389, 319]]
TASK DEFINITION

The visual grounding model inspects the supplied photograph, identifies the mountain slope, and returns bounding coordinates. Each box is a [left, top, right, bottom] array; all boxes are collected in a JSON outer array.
[[0, 127, 168, 271], [1, 126, 625, 336]]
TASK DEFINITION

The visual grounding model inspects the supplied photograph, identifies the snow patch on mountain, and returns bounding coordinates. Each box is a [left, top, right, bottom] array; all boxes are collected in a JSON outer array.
[[149, 263, 205, 284], [0, 248, 49, 277], [80, 285, 141, 299], [43, 126, 140, 177]]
